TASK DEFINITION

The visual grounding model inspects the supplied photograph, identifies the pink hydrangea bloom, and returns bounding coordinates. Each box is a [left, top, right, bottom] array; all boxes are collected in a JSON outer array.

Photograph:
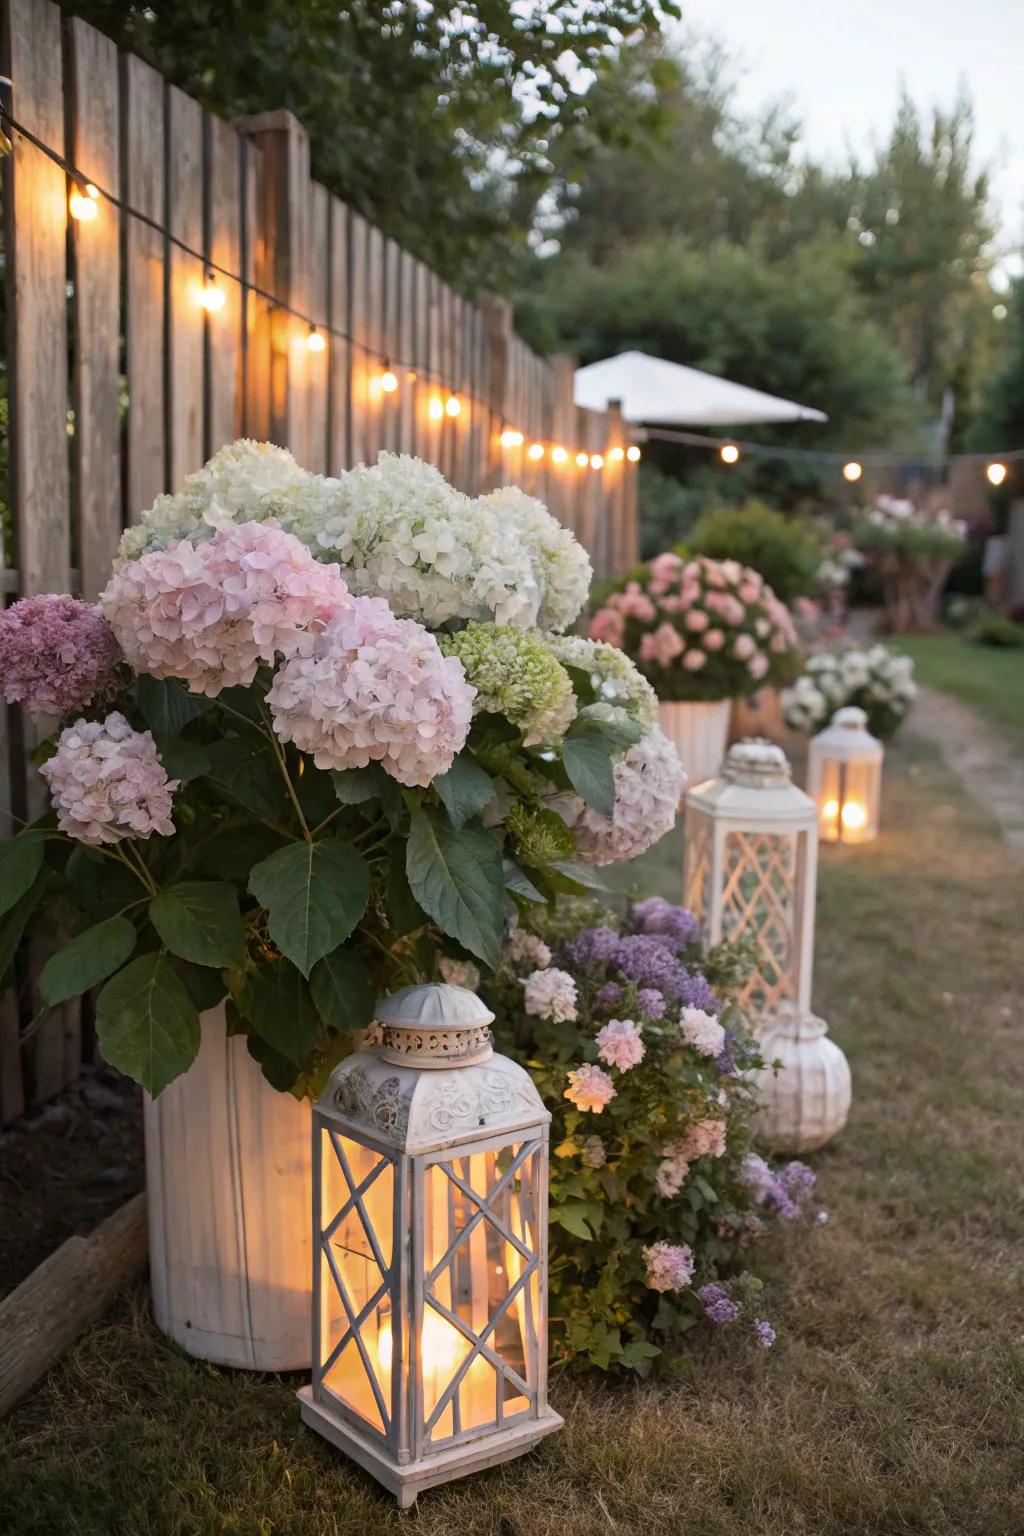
[[683, 649, 707, 671], [268, 596, 474, 786], [595, 1017, 645, 1072], [101, 520, 348, 696], [682, 1117, 728, 1159], [684, 609, 709, 633], [571, 727, 685, 865], [649, 552, 683, 583], [438, 957, 480, 990], [738, 579, 762, 604], [655, 1153, 689, 1198], [643, 1240, 694, 1292], [679, 1007, 726, 1058], [704, 590, 746, 627], [522, 966, 577, 1022], [588, 607, 625, 646], [733, 633, 755, 661], [749, 653, 770, 680], [564, 1062, 616, 1114], [0, 595, 122, 717], [703, 628, 725, 652], [505, 930, 552, 972], [40, 712, 178, 845]]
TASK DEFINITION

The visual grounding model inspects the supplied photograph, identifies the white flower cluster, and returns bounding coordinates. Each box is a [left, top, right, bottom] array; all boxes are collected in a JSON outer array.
[[562, 725, 685, 865], [865, 496, 968, 542], [522, 966, 578, 1022], [479, 486, 592, 632], [781, 645, 916, 735], [544, 633, 659, 729]]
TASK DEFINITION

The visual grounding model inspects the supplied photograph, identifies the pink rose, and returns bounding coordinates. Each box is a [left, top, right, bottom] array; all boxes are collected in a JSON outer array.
[[651, 622, 684, 665], [748, 653, 769, 679], [703, 628, 725, 651], [684, 609, 710, 632], [733, 634, 755, 660], [589, 607, 625, 646], [683, 649, 707, 670], [738, 580, 760, 605], [650, 552, 684, 583]]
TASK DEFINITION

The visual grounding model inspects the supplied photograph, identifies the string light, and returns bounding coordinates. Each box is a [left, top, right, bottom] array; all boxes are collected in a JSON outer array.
[[608, 446, 625, 463], [428, 397, 445, 422], [590, 453, 604, 470], [68, 181, 99, 221], [551, 446, 568, 465], [197, 273, 226, 313], [986, 461, 1008, 487], [444, 394, 462, 418], [306, 324, 327, 354], [842, 460, 863, 483], [527, 442, 545, 462], [379, 360, 398, 392], [575, 451, 589, 468], [626, 446, 641, 463], [719, 443, 740, 465], [500, 428, 524, 449]]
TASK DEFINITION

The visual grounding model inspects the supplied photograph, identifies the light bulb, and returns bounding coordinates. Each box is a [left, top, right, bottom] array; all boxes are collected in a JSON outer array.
[[306, 326, 326, 353], [823, 799, 839, 822], [69, 182, 99, 222], [428, 397, 444, 422], [842, 460, 863, 483], [609, 446, 625, 463], [527, 442, 545, 461], [551, 445, 568, 465], [590, 453, 604, 470], [444, 394, 462, 418], [841, 801, 867, 831], [380, 367, 398, 392], [197, 275, 226, 313], [500, 428, 524, 449], [626, 445, 641, 463], [575, 451, 589, 468], [719, 443, 740, 465], [986, 461, 1008, 487]]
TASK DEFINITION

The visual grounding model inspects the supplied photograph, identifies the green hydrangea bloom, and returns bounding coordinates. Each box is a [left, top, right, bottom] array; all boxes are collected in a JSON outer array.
[[442, 623, 577, 746], [544, 634, 659, 730]]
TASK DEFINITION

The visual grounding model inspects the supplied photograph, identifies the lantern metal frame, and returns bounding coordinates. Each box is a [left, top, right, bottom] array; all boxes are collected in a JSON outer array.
[[683, 739, 819, 1024], [298, 984, 562, 1508], [807, 706, 883, 844]]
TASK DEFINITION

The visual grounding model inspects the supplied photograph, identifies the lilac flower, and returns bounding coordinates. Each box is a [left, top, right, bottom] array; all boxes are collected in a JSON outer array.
[[714, 1042, 737, 1075], [700, 1283, 742, 1326], [611, 935, 688, 997], [630, 898, 701, 950], [636, 987, 666, 1020], [782, 1161, 817, 1195], [677, 969, 721, 1014], [560, 926, 620, 975], [593, 981, 623, 1012], [753, 1319, 776, 1349], [0, 594, 123, 717]]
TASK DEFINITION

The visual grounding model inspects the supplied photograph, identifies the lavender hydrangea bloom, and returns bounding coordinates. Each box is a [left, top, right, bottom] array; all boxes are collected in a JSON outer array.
[[753, 1318, 776, 1349], [611, 935, 689, 997], [0, 595, 122, 717], [783, 1161, 817, 1195], [636, 987, 666, 1020], [594, 981, 623, 1012], [707, 1296, 742, 1325], [560, 926, 620, 975], [630, 897, 701, 950], [713, 1042, 737, 1075]]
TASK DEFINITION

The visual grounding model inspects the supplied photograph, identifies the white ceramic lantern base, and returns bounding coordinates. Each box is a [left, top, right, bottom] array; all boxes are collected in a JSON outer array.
[[754, 1005, 851, 1153], [298, 1388, 563, 1508]]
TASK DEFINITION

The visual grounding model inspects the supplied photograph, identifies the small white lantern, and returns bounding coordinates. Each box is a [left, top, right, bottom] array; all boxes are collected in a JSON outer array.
[[682, 739, 851, 1152], [683, 740, 819, 1025], [298, 983, 562, 1508], [807, 706, 883, 844]]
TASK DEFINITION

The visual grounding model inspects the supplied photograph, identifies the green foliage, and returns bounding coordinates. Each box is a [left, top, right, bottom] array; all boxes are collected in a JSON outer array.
[[432, 753, 494, 831], [968, 277, 1024, 455], [41, 916, 137, 1008], [149, 881, 244, 968], [96, 953, 201, 1096], [405, 810, 505, 971], [685, 501, 821, 605], [0, 830, 45, 920], [248, 841, 370, 978], [60, 0, 675, 292], [969, 609, 1024, 649]]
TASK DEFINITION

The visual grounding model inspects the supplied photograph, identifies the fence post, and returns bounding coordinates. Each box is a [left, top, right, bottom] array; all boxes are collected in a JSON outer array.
[[236, 110, 311, 461]]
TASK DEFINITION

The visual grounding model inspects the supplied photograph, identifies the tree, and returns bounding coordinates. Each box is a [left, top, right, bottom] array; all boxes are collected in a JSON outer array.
[[59, 0, 676, 291], [968, 279, 1024, 451]]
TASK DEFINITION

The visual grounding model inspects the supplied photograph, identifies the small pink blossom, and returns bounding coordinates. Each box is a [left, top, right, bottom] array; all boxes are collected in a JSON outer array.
[[704, 591, 746, 626], [748, 653, 770, 680], [0, 595, 123, 717], [595, 1017, 645, 1072], [40, 712, 178, 845], [438, 957, 480, 990], [650, 552, 684, 583], [703, 628, 725, 651], [565, 1062, 617, 1114], [505, 930, 551, 972], [682, 1117, 727, 1159], [684, 609, 710, 633], [733, 634, 755, 660], [588, 607, 625, 646], [738, 579, 761, 604], [683, 649, 707, 671], [656, 1149, 690, 1197], [643, 1240, 694, 1291]]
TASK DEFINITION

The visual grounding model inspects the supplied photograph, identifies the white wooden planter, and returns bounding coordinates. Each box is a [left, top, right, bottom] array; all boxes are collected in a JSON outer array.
[[658, 699, 732, 789], [144, 1007, 313, 1371]]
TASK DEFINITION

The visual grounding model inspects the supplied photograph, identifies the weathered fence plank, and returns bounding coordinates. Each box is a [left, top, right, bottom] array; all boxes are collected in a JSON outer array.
[[123, 53, 167, 521], [206, 114, 244, 453], [166, 86, 205, 488], [306, 182, 330, 474], [327, 195, 350, 476]]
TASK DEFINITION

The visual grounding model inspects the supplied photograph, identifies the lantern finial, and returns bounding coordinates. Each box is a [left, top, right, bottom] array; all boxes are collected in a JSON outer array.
[[833, 706, 868, 731], [723, 738, 792, 788]]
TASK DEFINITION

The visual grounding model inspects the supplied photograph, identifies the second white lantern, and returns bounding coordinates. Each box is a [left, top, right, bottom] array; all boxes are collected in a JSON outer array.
[[807, 706, 883, 844]]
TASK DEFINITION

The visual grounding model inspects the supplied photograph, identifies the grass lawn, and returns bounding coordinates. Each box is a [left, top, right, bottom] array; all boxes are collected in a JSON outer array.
[[898, 632, 1024, 750], [3, 733, 1024, 1536]]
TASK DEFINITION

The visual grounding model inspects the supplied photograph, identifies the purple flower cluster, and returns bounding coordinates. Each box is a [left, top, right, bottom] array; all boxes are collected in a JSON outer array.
[[740, 1154, 818, 1221], [753, 1319, 776, 1349], [594, 980, 623, 1012], [630, 897, 700, 950], [611, 934, 689, 997], [637, 987, 666, 1020], [560, 926, 620, 975], [0, 595, 123, 717], [697, 1282, 742, 1326]]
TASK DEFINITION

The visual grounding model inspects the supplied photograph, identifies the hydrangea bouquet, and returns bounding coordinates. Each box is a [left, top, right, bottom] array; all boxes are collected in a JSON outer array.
[[0, 443, 685, 1100], [589, 552, 801, 703], [487, 898, 824, 1372], [854, 496, 968, 632], [781, 645, 917, 740]]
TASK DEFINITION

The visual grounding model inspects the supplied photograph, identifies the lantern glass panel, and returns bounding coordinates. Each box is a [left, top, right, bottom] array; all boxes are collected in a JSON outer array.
[[319, 1129, 396, 1436], [722, 829, 804, 1015], [819, 758, 877, 843], [420, 1138, 542, 1447]]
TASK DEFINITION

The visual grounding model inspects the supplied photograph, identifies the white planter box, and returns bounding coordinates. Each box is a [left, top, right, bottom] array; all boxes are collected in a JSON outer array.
[[658, 698, 732, 790], [144, 1007, 313, 1371]]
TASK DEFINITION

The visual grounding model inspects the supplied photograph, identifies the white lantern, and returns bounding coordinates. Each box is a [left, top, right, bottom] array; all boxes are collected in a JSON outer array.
[[298, 983, 562, 1508], [807, 706, 883, 844], [683, 740, 819, 1025], [682, 739, 851, 1152]]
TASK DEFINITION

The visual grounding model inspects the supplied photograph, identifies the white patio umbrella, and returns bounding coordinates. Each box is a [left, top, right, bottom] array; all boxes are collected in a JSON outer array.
[[574, 350, 827, 427]]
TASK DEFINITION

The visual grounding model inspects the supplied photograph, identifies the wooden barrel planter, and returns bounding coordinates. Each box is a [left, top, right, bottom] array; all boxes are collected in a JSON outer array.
[[144, 1008, 313, 1371]]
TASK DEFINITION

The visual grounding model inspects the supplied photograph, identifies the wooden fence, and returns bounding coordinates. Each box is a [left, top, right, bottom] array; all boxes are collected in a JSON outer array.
[[0, 0, 639, 1124]]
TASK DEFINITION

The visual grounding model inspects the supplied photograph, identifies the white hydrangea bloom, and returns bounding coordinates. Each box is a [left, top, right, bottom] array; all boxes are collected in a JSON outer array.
[[545, 634, 659, 729], [478, 486, 592, 632], [560, 726, 685, 866]]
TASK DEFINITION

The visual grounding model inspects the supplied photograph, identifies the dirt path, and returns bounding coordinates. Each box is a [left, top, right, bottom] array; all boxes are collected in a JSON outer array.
[[908, 685, 1024, 858]]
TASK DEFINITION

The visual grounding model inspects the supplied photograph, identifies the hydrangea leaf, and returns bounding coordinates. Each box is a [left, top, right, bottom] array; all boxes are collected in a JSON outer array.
[[41, 915, 137, 1008], [310, 946, 376, 1034], [136, 674, 213, 737], [405, 809, 504, 970], [561, 732, 616, 818], [150, 881, 245, 969], [0, 830, 45, 920], [204, 738, 286, 822], [96, 953, 201, 1097], [155, 738, 211, 783], [433, 752, 494, 831], [248, 840, 371, 978], [235, 958, 320, 1066], [503, 859, 545, 904], [247, 1033, 302, 1092]]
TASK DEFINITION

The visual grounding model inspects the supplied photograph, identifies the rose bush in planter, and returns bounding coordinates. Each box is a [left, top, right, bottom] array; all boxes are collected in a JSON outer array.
[[589, 552, 801, 783]]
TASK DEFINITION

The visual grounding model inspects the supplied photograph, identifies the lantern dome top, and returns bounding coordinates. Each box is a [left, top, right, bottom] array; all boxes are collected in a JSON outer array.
[[723, 738, 791, 787], [376, 982, 494, 1031], [811, 708, 883, 763], [834, 706, 868, 730]]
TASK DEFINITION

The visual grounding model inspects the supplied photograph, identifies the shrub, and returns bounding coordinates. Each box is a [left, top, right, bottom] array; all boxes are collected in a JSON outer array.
[[488, 898, 824, 1372], [969, 608, 1024, 648], [686, 501, 822, 605]]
